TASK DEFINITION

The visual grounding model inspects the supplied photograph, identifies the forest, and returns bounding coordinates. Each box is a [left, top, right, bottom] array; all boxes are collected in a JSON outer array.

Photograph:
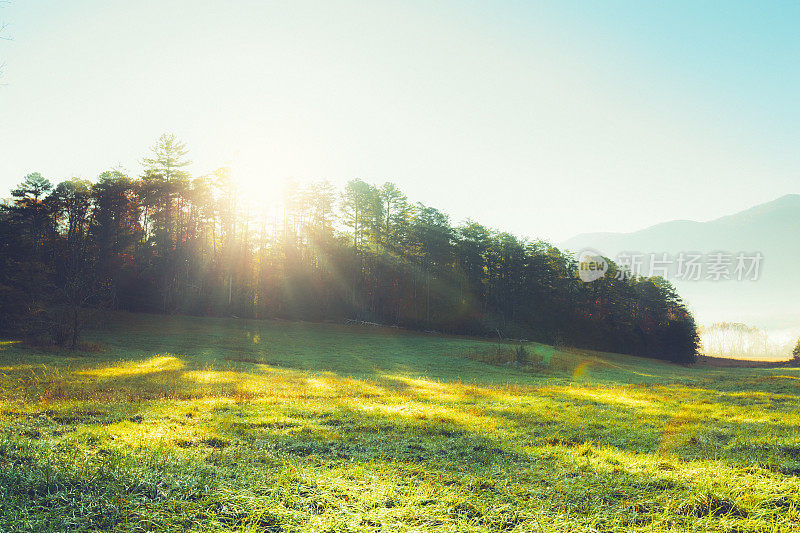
[[0, 134, 699, 363]]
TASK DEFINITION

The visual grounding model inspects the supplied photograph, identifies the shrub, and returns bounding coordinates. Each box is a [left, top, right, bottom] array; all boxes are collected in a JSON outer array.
[[514, 344, 530, 364], [465, 343, 543, 367], [19, 306, 100, 348]]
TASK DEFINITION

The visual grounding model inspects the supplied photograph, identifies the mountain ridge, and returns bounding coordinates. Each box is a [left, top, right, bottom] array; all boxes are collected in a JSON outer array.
[[565, 194, 800, 250]]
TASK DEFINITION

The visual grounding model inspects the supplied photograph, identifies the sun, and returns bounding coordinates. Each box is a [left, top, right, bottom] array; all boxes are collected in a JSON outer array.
[[228, 146, 287, 215]]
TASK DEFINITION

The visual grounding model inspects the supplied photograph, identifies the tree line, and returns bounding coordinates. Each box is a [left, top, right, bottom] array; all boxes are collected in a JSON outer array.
[[0, 134, 699, 363]]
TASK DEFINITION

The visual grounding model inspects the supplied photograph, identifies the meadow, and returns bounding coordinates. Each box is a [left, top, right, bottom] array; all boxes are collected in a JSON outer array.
[[1, 313, 799, 532]]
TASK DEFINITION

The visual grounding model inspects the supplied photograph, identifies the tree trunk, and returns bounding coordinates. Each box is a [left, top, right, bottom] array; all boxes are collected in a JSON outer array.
[[71, 306, 79, 348]]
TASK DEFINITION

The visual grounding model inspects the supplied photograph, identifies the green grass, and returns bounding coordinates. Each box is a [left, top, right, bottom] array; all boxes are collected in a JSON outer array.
[[1, 312, 800, 532]]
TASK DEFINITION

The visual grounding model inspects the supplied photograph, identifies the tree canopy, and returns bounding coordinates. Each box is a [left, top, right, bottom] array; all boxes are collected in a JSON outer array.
[[0, 136, 699, 363]]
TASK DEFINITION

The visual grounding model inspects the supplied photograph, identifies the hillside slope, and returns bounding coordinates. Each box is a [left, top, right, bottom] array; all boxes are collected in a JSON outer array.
[[1, 314, 799, 531]]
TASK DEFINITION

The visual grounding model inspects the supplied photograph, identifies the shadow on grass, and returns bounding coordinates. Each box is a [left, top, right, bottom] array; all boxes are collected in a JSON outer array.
[[0, 398, 706, 533]]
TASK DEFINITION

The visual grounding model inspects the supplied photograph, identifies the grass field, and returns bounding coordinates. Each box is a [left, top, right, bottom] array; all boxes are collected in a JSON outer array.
[[1, 313, 800, 532]]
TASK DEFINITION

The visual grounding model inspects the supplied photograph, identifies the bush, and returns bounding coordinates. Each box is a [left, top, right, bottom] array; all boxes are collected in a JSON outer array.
[[0, 283, 30, 334], [18, 306, 99, 348], [514, 344, 530, 364], [466, 343, 543, 367]]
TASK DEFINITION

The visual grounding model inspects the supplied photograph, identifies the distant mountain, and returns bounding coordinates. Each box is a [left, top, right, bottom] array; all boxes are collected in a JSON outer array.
[[562, 194, 800, 331]]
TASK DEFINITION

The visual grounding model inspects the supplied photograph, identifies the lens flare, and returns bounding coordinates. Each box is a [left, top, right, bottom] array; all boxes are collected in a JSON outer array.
[[573, 361, 591, 378]]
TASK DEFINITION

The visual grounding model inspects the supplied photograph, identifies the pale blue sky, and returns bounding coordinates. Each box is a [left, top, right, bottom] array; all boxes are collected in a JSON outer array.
[[0, 1, 797, 241]]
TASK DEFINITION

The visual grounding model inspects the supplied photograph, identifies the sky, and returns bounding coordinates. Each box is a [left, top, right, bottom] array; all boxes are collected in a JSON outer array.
[[0, 1, 798, 243]]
